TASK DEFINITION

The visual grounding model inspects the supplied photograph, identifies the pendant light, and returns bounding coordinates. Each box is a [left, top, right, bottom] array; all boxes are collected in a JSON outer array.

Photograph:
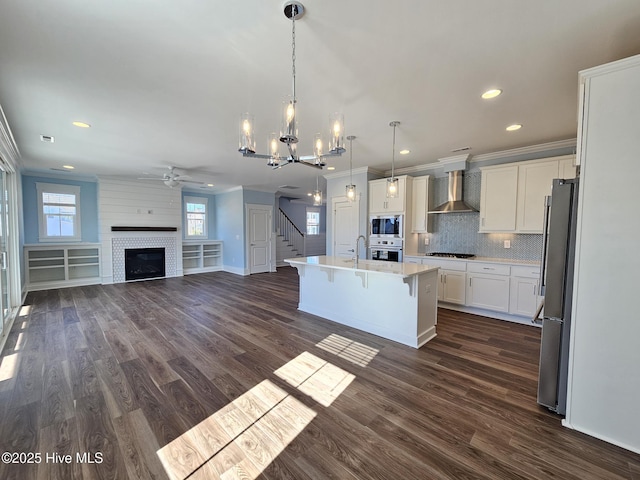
[[387, 121, 400, 198], [346, 135, 356, 201], [237, 1, 345, 169], [313, 176, 322, 206]]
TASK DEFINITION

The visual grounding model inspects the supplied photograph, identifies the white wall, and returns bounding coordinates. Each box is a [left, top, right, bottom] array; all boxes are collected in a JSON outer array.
[[565, 55, 640, 454], [98, 177, 182, 283]]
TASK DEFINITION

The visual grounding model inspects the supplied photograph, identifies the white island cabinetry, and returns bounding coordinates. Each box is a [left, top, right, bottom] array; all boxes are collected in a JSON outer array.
[[285, 256, 439, 349]]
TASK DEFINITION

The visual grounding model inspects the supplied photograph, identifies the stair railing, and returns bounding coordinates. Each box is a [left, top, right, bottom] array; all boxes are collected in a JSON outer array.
[[276, 208, 305, 256]]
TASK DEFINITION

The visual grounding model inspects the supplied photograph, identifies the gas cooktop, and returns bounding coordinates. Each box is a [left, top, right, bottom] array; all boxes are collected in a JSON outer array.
[[425, 252, 476, 259]]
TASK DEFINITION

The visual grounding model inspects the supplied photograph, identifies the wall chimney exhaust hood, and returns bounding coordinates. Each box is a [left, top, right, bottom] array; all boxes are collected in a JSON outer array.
[[428, 154, 478, 214]]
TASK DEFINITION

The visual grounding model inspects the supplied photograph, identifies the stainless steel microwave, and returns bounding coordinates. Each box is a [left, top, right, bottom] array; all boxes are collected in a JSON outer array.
[[370, 215, 403, 238]]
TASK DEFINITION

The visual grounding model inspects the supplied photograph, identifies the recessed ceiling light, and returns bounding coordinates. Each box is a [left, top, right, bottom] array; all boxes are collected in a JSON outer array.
[[307, 192, 312, 196], [327, 166, 335, 171], [399, 149, 410, 155], [62, 165, 75, 170], [482, 89, 502, 99], [207, 183, 214, 187], [506, 124, 522, 131], [72, 121, 91, 128]]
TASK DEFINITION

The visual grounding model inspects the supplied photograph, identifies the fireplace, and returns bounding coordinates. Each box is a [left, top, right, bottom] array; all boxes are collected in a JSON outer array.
[[125, 248, 166, 281]]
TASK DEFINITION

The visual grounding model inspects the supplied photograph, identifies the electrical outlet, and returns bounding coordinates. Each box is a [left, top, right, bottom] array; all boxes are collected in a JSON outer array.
[[504, 240, 511, 249], [424, 237, 430, 246]]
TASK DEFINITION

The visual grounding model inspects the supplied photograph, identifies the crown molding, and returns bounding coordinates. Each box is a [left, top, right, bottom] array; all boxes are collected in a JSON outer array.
[[388, 138, 576, 176], [468, 138, 576, 163], [323, 166, 384, 180]]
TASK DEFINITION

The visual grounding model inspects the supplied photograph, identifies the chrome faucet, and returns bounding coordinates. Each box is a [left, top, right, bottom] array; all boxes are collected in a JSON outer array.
[[355, 235, 367, 264]]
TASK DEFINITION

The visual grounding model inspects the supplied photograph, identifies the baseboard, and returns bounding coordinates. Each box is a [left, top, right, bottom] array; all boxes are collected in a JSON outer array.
[[438, 303, 539, 327], [223, 265, 249, 276]]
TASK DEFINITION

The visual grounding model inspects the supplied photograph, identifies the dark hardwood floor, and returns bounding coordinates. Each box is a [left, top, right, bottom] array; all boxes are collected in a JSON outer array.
[[1, 266, 638, 479]]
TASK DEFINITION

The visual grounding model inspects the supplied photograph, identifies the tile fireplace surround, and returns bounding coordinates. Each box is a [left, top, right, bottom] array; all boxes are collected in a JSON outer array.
[[112, 236, 177, 283]]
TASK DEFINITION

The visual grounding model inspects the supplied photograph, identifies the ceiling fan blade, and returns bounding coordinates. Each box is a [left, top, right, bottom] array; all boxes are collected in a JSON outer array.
[[137, 177, 164, 181], [180, 180, 205, 184]]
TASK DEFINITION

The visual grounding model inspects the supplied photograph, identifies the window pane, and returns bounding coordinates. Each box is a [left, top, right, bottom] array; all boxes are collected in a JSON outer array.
[[185, 198, 207, 237], [46, 215, 62, 236], [187, 202, 206, 213], [43, 193, 76, 205]]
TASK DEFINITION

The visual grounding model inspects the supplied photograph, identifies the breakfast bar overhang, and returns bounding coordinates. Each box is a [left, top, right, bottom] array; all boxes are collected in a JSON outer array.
[[285, 256, 440, 348]]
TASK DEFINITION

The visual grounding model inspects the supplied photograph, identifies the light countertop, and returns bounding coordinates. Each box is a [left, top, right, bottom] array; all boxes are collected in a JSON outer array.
[[285, 256, 439, 277], [404, 253, 540, 267]]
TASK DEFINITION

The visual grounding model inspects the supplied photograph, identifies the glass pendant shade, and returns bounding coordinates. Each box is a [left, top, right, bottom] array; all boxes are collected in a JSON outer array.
[[313, 190, 323, 206], [328, 112, 345, 153], [313, 134, 324, 164], [280, 100, 297, 143], [387, 177, 399, 198], [346, 184, 356, 201], [239, 113, 256, 153], [268, 133, 280, 166]]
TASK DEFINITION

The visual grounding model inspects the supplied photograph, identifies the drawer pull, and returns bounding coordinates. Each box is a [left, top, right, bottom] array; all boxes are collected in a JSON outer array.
[[482, 267, 495, 270]]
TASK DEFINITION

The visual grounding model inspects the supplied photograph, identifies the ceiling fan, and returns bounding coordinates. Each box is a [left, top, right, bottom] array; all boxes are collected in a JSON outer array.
[[137, 166, 204, 188]]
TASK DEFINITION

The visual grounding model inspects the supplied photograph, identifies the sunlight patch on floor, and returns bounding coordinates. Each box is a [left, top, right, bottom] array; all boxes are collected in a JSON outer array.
[[0, 352, 18, 382], [316, 333, 379, 367], [157, 344, 362, 479]]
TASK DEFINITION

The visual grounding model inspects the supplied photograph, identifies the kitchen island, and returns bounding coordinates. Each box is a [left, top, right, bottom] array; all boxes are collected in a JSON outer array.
[[285, 256, 440, 348]]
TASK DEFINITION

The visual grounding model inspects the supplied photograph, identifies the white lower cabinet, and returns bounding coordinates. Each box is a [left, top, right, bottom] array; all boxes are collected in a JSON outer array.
[[419, 258, 467, 305], [405, 256, 540, 322], [509, 265, 542, 317], [467, 273, 510, 312], [466, 262, 510, 312], [440, 270, 466, 304]]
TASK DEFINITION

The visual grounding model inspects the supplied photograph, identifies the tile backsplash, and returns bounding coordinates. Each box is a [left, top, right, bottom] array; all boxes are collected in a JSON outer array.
[[416, 171, 543, 261]]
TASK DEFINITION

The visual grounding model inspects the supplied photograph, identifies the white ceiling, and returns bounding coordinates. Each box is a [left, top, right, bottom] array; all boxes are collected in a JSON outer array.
[[1, 0, 639, 197]]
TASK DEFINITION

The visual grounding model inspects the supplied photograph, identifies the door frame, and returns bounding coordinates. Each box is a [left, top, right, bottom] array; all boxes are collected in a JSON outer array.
[[245, 203, 274, 274]]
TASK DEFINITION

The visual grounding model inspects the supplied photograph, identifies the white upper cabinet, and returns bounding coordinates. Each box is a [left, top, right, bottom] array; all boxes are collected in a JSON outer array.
[[480, 155, 576, 234], [516, 159, 559, 233], [369, 176, 410, 214], [411, 175, 432, 233], [479, 165, 519, 232]]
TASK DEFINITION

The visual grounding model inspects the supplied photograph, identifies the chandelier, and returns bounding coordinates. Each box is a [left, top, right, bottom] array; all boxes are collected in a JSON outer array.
[[238, 1, 345, 169]]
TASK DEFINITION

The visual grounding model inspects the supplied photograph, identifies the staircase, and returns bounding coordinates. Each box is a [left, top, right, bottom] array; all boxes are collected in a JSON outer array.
[[276, 209, 305, 267]]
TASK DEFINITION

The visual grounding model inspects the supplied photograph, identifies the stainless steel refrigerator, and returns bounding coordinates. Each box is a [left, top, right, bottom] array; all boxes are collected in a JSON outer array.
[[536, 177, 579, 415]]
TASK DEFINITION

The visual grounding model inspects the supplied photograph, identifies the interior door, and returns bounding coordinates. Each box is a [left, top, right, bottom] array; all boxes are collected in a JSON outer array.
[[332, 198, 359, 258], [247, 204, 272, 274]]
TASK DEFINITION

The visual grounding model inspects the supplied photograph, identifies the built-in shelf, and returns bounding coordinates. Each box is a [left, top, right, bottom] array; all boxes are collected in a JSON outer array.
[[182, 240, 223, 274], [25, 244, 101, 291], [111, 226, 178, 232]]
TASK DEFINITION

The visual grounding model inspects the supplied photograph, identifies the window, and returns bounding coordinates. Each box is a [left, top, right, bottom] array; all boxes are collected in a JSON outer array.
[[185, 196, 208, 238], [37, 183, 81, 241], [306, 208, 320, 235]]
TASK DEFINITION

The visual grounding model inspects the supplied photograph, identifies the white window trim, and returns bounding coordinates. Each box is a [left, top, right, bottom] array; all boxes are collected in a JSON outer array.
[[306, 207, 320, 236], [184, 195, 208, 239], [36, 182, 81, 242]]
